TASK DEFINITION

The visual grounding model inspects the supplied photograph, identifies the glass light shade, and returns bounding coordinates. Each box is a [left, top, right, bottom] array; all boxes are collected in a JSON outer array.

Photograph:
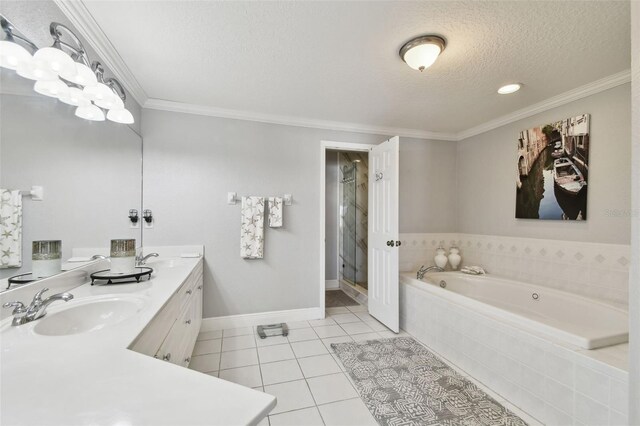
[[34, 79, 70, 99], [32, 47, 76, 76], [75, 104, 105, 121], [16, 58, 58, 81], [83, 82, 116, 102], [107, 108, 134, 124], [59, 62, 98, 87], [498, 83, 522, 94], [402, 43, 442, 71], [94, 92, 124, 110], [0, 40, 33, 70], [58, 87, 91, 107]]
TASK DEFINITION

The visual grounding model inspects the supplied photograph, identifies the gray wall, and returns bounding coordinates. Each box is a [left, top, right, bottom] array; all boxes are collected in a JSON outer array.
[[456, 83, 631, 244], [400, 138, 458, 233], [324, 150, 339, 281], [0, 94, 142, 278], [629, 3, 639, 423], [142, 109, 456, 317]]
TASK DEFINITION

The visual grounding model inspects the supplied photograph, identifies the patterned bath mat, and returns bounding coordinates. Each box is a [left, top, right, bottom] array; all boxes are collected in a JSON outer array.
[[331, 337, 528, 426]]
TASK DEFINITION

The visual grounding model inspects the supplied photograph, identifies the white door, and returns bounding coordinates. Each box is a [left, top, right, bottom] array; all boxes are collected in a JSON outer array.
[[368, 136, 400, 332]]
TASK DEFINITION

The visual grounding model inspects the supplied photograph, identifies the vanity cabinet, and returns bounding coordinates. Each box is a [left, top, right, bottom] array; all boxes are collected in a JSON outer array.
[[130, 261, 203, 367]]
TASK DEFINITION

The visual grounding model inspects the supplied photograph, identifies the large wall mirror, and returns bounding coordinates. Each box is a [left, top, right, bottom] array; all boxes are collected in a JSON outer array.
[[0, 72, 142, 291]]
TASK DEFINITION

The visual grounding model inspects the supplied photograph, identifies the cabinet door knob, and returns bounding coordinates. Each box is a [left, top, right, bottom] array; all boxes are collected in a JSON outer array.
[[163, 353, 171, 361], [186, 289, 193, 295], [185, 319, 192, 325], [197, 286, 202, 290], [184, 357, 191, 363]]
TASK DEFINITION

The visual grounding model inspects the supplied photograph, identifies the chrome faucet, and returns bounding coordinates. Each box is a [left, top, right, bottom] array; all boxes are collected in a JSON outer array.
[[2, 288, 74, 326], [417, 265, 444, 280], [136, 252, 159, 266]]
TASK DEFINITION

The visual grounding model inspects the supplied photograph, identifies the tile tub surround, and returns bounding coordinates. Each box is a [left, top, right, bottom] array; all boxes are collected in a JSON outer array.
[[400, 276, 629, 426], [399, 233, 630, 308]]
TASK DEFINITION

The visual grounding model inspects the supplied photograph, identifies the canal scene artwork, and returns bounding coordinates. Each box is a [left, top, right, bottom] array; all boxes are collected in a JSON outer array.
[[516, 114, 589, 220]]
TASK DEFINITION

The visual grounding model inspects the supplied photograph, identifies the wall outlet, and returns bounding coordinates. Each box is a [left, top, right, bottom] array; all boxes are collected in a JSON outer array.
[[130, 221, 140, 229], [144, 220, 153, 229]]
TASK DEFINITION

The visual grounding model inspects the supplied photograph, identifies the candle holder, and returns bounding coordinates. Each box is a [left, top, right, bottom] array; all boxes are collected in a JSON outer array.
[[32, 240, 62, 278], [110, 239, 136, 274]]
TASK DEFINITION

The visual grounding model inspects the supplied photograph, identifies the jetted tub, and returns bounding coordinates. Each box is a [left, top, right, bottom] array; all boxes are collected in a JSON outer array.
[[401, 271, 628, 350]]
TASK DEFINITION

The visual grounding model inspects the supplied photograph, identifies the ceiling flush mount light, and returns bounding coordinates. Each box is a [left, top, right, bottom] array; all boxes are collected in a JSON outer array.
[[399, 35, 446, 72], [0, 14, 133, 125], [498, 83, 522, 94]]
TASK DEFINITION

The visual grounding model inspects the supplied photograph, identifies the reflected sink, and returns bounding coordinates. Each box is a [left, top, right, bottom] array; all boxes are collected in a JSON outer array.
[[33, 297, 144, 336]]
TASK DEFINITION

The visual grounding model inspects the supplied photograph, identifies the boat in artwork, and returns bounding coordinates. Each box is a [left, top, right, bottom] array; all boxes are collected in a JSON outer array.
[[553, 157, 587, 195], [551, 141, 564, 158]]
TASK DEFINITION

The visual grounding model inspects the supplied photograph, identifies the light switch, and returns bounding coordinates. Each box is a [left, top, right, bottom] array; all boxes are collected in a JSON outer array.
[[227, 192, 237, 205], [283, 194, 292, 206]]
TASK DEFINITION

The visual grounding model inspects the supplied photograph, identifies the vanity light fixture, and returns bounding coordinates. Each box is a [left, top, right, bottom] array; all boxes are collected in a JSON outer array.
[[0, 14, 134, 125], [498, 83, 522, 94], [399, 35, 446, 72]]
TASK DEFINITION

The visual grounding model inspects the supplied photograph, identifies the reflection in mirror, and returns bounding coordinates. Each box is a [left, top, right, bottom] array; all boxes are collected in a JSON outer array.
[[0, 76, 142, 291]]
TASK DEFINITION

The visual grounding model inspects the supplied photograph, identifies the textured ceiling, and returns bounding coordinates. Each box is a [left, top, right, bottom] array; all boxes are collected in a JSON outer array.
[[81, 1, 630, 134]]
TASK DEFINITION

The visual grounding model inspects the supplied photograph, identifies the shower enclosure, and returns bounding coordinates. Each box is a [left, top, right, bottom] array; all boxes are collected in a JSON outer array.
[[339, 152, 368, 291]]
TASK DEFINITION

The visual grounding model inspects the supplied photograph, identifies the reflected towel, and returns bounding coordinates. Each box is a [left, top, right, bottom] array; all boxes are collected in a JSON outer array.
[[241, 196, 265, 259], [268, 197, 283, 228], [0, 189, 22, 268]]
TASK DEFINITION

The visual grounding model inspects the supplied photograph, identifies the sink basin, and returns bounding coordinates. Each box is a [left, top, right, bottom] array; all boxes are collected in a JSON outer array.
[[33, 297, 144, 336]]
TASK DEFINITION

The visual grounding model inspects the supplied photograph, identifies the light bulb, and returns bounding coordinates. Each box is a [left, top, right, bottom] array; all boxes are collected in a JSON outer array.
[[75, 104, 105, 121], [0, 40, 33, 70], [32, 47, 76, 76], [59, 87, 91, 107], [402, 43, 442, 71], [94, 93, 124, 110], [59, 62, 97, 87], [16, 58, 58, 81], [83, 82, 116, 102], [498, 83, 522, 94], [107, 108, 134, 124], [34, 79, 70, 99]]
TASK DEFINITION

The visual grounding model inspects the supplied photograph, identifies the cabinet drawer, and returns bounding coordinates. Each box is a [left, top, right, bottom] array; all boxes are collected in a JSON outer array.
[[129, 296, 180, 356]]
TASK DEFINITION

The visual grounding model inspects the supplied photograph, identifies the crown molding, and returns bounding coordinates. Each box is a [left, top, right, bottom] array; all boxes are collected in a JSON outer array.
[[456, 69, 631, 141], [144, 98, 459, 141], [53, 0, 148, 107], [145, 70, 630, 142]]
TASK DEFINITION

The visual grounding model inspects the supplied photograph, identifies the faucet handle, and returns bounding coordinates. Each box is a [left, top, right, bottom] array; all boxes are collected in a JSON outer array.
[[33, 288, 49, 304], [3, 301, 27, 314]]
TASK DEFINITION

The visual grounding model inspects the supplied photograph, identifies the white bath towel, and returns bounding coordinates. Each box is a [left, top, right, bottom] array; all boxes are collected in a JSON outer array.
[[241, 196, 265, 259], [0, 189, 22, 268], [268, 197, 283, 228]]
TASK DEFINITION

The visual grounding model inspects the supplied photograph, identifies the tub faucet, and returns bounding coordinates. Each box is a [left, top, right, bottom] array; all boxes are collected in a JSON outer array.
[[417, 265, 444, 280], [136, 252, 159, 266], [2, 288, 74, 326]]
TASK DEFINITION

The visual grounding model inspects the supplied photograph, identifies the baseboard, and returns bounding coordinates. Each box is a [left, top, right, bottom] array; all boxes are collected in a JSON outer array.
[[200, 307, 323, 331], [325, 279, 339, 290]]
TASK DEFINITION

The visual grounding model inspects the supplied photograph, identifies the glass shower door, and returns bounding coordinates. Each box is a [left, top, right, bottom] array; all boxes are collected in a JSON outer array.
[[341, 163, 357, 284]]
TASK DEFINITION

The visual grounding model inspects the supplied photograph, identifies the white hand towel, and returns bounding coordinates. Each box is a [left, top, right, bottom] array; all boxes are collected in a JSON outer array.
[[268, 197, 283, 228], [0, 189, 22, 268], [240, 196, 265, 259]]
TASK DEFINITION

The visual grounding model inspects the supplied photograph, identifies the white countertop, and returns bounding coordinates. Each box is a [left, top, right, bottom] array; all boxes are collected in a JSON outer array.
[[0, 257, 276, 426]]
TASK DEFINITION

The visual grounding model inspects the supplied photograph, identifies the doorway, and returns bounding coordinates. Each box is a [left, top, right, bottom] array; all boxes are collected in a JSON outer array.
[[320, 141, 374, 315]]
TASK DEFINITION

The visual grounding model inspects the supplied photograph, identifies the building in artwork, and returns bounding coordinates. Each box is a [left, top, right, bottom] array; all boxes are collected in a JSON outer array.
[[516, 126, 547, 188], [560, 114, 590, 176]]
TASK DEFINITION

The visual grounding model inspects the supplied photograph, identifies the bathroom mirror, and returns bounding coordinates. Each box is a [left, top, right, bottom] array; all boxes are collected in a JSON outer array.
[[0, 72, 143, 290]]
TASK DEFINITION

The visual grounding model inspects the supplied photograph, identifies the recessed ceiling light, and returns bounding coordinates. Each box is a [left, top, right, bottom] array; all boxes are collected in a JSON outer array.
[[498, 83, 522, 94], [399, 35, 446, 72]]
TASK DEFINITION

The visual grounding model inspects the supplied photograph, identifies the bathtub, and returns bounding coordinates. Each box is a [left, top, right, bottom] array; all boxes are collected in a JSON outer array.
[[401, 271, 628, 350]]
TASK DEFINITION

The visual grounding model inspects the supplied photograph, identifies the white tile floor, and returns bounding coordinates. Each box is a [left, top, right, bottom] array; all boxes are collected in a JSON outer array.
[[189, 303, 543, 426]]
